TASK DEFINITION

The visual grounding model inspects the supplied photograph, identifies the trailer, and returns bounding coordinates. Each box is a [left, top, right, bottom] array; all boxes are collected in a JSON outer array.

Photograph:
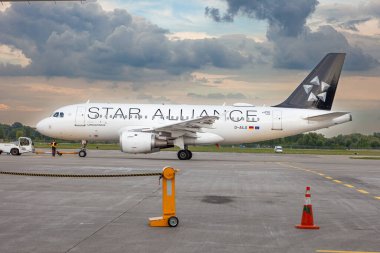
[[0, 137, 35, 156]]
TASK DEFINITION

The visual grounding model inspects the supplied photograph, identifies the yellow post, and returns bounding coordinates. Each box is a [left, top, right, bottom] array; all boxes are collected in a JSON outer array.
[[149, 167, 179, 227]]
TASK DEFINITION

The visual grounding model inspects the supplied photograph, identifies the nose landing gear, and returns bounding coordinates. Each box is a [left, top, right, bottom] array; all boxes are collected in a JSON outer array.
[[79, 140, 88, 158], [78, 150, 87, 157]]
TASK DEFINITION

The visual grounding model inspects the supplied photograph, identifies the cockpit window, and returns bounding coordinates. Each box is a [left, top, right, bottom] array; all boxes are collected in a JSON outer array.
[[52, 112, 64, 117]]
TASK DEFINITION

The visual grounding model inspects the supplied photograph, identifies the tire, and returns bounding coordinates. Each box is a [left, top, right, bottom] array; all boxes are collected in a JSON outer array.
[[79, 150, 87, 158], [0, 150, 2, 155], [187, 150, 193, 160], [168, 216, 179, 227], [177, 150, 189, 160], [10, 148, 19, 156]]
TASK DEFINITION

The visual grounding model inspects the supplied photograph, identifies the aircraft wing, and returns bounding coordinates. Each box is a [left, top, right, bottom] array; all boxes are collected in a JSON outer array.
[[151, 116, 218, 133], [125, 116, 219, 137], [304, 112, 349, 121], [145, 116, 219, 135]]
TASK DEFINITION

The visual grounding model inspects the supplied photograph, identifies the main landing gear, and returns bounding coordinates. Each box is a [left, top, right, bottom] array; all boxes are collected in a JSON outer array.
[[177, 149, 192, 160]]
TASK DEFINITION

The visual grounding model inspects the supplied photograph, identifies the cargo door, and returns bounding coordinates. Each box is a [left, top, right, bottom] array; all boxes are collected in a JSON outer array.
[[272, 110, 282, 130]]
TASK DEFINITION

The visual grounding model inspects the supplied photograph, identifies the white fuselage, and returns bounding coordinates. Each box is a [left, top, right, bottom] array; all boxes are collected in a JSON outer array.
[[36, 103, 352, 145]]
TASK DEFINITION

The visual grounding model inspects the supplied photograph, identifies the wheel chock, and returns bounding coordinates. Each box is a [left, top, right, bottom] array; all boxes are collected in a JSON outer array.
[[149, 167, 179, 227]]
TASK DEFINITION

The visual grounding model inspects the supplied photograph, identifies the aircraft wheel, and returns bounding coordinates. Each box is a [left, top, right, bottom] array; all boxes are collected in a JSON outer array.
[[0, 150, 2, 155], [79, 150, 87, 158], [187, 150, 193, 160], [168, 216, 179, 227], [10, 148, 19, 156], [177, 150, 189, 160]]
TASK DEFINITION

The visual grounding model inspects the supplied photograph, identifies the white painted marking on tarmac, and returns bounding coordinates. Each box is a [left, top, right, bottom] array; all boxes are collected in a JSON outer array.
[[325, 176, 333, 180]]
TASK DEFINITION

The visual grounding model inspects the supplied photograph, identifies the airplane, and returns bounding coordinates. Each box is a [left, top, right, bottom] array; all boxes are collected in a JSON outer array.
[[36, 53, 352, 160]]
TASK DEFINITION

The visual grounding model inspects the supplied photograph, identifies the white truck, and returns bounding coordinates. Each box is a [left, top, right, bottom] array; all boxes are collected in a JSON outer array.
[[0, 137, 35, 156]]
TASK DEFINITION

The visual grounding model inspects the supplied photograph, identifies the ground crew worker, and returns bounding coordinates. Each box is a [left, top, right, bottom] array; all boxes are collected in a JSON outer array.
[[50, 139, 57, 157]]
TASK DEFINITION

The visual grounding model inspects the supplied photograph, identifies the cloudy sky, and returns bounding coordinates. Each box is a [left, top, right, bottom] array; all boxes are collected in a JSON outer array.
[[0, 0, 379, 136]]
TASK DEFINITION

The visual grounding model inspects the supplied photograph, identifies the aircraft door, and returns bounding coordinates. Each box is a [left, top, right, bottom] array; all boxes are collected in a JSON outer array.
[[272, 110, 282, 130], [75, 106, 86, 126]]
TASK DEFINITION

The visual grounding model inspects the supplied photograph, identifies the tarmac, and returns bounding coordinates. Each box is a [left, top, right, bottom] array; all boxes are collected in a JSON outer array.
[[0, 150, 379, 253]]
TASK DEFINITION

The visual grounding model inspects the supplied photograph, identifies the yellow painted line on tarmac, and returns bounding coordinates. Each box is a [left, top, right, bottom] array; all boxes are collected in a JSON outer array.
[[357, 189, 369, 194], [316, 250, 380, 253], [278, 163, 379, 200]]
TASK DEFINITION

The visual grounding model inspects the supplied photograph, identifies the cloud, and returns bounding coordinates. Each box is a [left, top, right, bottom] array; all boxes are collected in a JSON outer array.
[[12, 105, 43, 112], [187, 92, 247, 99], [317, 1, 380, 26], [136, 93, 172, 103], [205, 0, 379, 71], [0, 44, 31, 67], [272, 25, 379, 71], [205, 0, 319, 37], [0, 3, 250, 80], [338, 18, 372, 32], [0, 103, 10, 111]]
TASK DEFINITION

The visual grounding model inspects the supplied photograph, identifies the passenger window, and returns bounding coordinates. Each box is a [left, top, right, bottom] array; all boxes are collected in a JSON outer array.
[[60, 112, 64, 118], [53, 112, 59, 117]]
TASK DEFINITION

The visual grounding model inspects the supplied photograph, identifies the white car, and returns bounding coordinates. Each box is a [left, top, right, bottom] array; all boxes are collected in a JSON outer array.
[[274, 146, 283, 153], [0, 137, 35, 156]]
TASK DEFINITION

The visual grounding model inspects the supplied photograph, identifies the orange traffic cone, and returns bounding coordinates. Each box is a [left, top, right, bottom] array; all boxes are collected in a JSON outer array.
[[295, 186, 320, 229]]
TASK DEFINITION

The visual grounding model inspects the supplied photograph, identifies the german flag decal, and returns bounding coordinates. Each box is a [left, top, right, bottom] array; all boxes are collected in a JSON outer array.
[[248, 126, 254, 130]]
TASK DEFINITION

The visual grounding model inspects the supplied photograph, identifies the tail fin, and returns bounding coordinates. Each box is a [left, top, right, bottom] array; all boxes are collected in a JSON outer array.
[[275, 53, 345, 110]]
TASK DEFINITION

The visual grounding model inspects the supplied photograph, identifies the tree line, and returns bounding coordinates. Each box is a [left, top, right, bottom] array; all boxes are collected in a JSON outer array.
[[253, 132, 380, 149], [0, 122, 379, 149]]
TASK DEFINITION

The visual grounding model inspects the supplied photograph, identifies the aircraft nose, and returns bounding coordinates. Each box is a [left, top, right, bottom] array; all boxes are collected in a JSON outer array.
[[36, 118, 50, 135]]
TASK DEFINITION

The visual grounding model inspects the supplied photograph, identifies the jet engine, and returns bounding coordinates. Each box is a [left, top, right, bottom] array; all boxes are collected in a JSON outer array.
[[119, 131, 173, 153]]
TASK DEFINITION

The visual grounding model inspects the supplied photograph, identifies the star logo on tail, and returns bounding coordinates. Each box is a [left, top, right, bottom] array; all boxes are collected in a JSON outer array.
[[303, 76, 330, 102]]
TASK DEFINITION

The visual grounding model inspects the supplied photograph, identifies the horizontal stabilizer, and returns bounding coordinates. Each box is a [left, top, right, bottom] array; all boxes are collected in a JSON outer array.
[[304, 112, 349, 121]]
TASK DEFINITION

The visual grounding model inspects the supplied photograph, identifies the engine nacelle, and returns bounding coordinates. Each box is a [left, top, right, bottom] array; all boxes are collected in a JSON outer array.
[[119, 131, 173, 154]]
